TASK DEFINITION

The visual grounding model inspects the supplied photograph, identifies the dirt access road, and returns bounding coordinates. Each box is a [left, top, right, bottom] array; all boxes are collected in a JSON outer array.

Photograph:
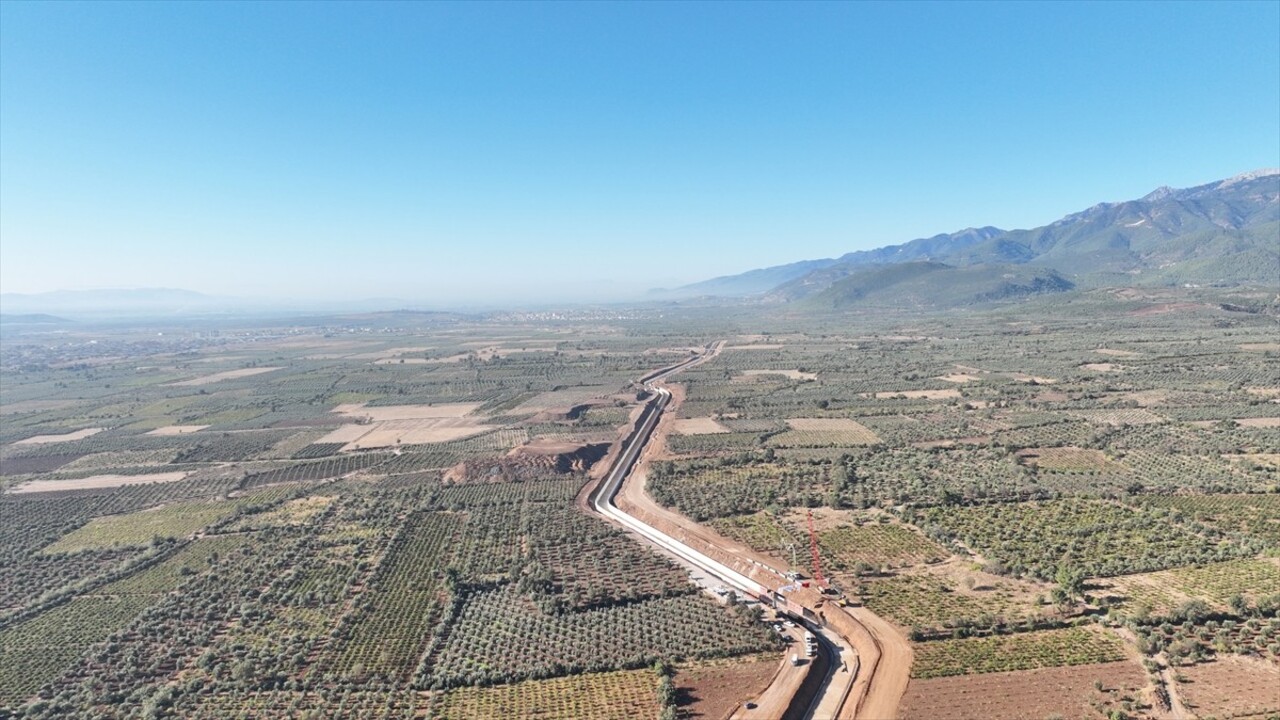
[[586, 342, 912, 719]]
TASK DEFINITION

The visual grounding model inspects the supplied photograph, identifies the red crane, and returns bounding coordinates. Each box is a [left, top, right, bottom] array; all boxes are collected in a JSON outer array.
[[806, 509, 826, 587]]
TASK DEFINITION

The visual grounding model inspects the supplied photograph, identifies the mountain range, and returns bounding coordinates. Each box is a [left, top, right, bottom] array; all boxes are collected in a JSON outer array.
[[653, 169, 1280, 307]]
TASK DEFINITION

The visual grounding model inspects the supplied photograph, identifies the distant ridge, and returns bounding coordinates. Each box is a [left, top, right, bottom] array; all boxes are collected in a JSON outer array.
[[654, 169, 1280, 303]]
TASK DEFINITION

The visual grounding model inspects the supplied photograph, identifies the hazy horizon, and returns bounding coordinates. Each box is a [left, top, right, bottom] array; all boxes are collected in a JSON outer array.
[[2, 1, 1278, 304]]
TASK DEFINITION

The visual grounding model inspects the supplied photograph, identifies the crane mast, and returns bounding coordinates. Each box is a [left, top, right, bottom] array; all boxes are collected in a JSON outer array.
[[806, 509, 826, 587]]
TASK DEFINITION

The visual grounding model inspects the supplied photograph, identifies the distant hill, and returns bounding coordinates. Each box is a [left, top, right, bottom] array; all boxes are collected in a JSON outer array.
[[798, 262, 1074, 311], [0, 288, 224, 316], [0, 313, 72, 325], [649, 258, 841, 299], [655, 169, 1279, 303]]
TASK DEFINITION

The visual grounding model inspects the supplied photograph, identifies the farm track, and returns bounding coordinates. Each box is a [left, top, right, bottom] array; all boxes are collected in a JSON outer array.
[[584, 343, 910, 719]]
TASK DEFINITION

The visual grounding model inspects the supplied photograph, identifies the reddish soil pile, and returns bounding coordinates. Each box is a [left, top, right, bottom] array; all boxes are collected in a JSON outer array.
[[444, 440, 610, 483]]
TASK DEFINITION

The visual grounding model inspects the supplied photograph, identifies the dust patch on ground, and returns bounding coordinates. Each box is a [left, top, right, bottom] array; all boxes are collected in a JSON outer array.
[[10, 471, 190, 494], [671, 418, 731, 435], [14, 427, 104, 445], [145, 425, 209, 436], [1095, 348, 1142, 357], [1240, 342, 1280, 352], [938, 373, 981, 383], [168, 367, 282, 386], [1081, 362, 1124, 373]]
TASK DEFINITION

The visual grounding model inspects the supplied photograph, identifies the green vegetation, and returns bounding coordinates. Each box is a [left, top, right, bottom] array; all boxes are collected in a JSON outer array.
[[911, 627, 1128, 678]]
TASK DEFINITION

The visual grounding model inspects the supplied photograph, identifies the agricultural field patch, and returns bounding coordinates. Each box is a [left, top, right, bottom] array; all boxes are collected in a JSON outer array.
[[340, 418, 497, 450], [1015, 447, 1116, 472], [739, 368, 816, 381], [434, 668, 657, 720], [13, 427, 103, 445], [906, 497, 1262, 580], [1069, 408, 1164, 425], [332, 402, 485, 421], [899, 660, 1146, 720], [671, 417, 730, 435], [167, 367, 283, 386], [872, 388, 962, 400], [1135, 493, 1280, 545], [815, 518, 947, 570], [1177, 655, 1280, 720], [768, 418, 881, 446], [9, 470, 191, 494], [144, 424, 208, 436], [41, 499, 243, 553], [860, 565, 1048, 631], [674, 653, 780, 720], [910, 626, 1128, 678], [1236, 417, 1280, 428]]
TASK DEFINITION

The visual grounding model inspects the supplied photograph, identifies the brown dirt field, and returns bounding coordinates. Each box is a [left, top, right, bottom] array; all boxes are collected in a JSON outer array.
[[678, 654, 779, 719], [1128, 302, 1202, 316], [10, 471, 190, 494], [13, 427, 104, 445], [1240, 343, 1280, 352], [1010, 373, 1058, 384], [672, 417, 731, 435], [1245, 387, 1280, 397], [145, 425, 209, 436], [168, 367, 282, 386], [1236, 417, 1280, 428], [873, 389, 962, 400], [314, 423, 376, 445], [340, 419, 494, 450], [331, 402, 483, 421], [741, 369, 817, 381], [1082, 362, 1125, 372], [938, 373, 981, 383], [1096, 348, 1142, 357], [898, 660, 1146, 720], [1120, 389, 1172, 407], [1178, 656, 1280, 719]]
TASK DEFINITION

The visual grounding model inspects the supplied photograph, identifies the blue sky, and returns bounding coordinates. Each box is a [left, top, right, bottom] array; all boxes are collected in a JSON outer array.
[[2, 1, 1277, 305]]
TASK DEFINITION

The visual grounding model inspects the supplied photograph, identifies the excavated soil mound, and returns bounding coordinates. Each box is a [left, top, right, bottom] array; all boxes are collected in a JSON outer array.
[[444, 439, 610, 483]]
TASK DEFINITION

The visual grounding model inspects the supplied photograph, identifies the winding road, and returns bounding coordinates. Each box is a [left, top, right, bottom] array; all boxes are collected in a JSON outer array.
[[587, 344, 908, 719]]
